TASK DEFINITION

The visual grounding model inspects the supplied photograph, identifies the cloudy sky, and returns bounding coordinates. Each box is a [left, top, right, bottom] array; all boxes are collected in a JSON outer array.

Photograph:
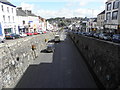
[[9, 0, 107, 19]]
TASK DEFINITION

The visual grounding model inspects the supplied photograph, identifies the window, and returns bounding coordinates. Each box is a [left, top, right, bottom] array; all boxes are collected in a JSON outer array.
[[8, 16, 10, 22], [1, 5, 4, 12], [106, 12, 111, 20], [107, 3, 112, 11], [112, 11, 118, 20], [7, 7, 9, 13], [113, 1, 119, 9], [13, 16, 14, 22], [3, 15, 5, 22], [12, 8, 13, 13]]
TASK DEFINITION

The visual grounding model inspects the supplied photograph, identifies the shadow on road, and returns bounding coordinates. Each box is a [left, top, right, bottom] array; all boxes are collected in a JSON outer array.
[[14, 35, 98, 88]]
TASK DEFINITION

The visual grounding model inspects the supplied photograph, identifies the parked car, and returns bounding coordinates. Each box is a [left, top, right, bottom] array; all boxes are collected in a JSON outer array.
[[42, 31, 47, 34], [46, 42, 55, 52], [37, 31, 43, 34], [93, 33, 100, 38], [112, 34, 120, 43], [85, 32, 90, 36], [26, 32, 33, 36], [99, 33, 111, 40], [73, 31, 78, 34], [5, 33, 20, 39], [88, 32, 94, 37], [0, 35, 5, 43], [103, 34, 112, 41], [77, 32, 82, 35], [54, 34, 60, 42], [20, 33, 27, 38], [81, 32, 86, 36], [99, 33, 105, 39], [33, 32, 38, 35]]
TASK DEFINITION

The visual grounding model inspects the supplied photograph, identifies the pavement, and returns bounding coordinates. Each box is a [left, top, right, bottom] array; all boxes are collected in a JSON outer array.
[[15, 31, 98, 88]]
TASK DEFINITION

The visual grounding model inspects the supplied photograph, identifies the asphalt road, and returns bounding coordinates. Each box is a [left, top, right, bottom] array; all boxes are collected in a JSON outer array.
[[15, 32, 98, 88]]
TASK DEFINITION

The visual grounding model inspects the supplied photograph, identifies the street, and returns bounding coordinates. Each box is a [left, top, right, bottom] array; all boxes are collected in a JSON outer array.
[[15, 32, 98, 88]]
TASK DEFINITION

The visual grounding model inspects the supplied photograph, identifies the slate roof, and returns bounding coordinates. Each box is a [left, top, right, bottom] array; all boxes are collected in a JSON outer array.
[[98, 10, 105, 15], [0, 0, 16, 7], [93, 18, 97, 22], [26, 10, 37, 17], [17, 8, 26, 16], [17, 8, 37, 17]]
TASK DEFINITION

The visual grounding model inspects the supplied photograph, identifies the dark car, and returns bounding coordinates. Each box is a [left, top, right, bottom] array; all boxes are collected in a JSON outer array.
[[73, 31, 78, 34], [88, 32, 94, 37], [99, 33, 105, 39], [77, 32, 82, 35], [46, 42, 55, 52], [5, 33, 20, 39], [112, 34, 120, 43], [93, 33, 100, 38], [103, 34, 112, 41], [99, 33, 111, 40], [81, 32, 86, 36]]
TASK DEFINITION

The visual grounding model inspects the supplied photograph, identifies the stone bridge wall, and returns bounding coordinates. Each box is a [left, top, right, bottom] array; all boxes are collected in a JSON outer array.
[[69, 33, 120, 89], [0, 33, 55, 89]]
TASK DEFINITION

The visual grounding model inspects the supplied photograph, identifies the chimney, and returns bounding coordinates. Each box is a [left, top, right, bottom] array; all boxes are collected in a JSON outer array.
[[27, 10, 32, 14], [17, 7, 22, 10]]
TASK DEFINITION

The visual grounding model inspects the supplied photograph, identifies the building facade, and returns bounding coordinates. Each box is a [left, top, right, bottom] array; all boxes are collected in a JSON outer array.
[[16, 7, 29, 33], [38, 16, 47, 32], [0, 0, 18, 36], [105, 0, 120, 34], [97, 10, 105, 33], [17, 7, 40, 33], [86, 18, 97, 32]]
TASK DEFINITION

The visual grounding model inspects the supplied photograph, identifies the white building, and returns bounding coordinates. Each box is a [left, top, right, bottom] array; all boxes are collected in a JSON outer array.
[[17, 7, 40, 33], [46, 21, 54, 31], [16, 7, 28, 33], [86, 18, 97, 32], [38, 16, 47, 32], [105, 0, 120, 34], [97, 10, 105, 33], [0, 0, 18, 36]]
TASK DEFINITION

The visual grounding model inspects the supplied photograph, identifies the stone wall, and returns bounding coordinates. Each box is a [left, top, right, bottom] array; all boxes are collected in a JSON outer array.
[[0, 32, 55, 89], [69, 33, 120, 89]]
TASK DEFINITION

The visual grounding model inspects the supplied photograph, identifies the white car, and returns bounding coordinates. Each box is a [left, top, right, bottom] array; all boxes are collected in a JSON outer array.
[[0, 35, 5, 43], [20, 33, 27, 38], [55, 35, 60, 42]]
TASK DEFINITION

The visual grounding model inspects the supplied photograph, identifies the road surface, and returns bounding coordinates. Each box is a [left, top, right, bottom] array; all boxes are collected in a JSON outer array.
[[15, 32, 98, 88]]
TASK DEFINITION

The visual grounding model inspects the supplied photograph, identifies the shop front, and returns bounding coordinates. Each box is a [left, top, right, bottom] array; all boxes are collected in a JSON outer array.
[[18, 26, 25, 33], [4, 28, 12, 34]]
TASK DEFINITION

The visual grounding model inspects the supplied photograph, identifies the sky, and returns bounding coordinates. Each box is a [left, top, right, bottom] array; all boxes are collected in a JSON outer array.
[[9, 0, 107, 19]]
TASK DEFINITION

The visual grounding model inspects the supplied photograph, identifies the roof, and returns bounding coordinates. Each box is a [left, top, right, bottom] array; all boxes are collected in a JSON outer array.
[[17, 8, 26, 16], [26, 10, 37, 17], [98, 10, 105, 15], [91, 18, 97, 22], [17, 8, 37, 17], [0, 0, 16, 7]]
